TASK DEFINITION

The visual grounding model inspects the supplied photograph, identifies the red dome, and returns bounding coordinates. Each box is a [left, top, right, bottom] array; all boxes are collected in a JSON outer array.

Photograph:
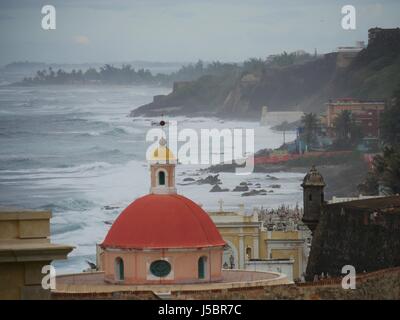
[[101, 194, 225, 249]]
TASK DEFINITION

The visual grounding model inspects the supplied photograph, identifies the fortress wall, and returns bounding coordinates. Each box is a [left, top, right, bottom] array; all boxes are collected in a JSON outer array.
[[172, 267, 400, 299], [305, 202, 400, 280]]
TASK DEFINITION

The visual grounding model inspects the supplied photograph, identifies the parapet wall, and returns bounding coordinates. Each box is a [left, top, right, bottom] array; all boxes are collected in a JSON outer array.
[[52, 290, 159, 300], [368, 28, 400, 47], [51, 267, 400, 299], [306, 197, 400, 280], [172, 267, 400, 300]]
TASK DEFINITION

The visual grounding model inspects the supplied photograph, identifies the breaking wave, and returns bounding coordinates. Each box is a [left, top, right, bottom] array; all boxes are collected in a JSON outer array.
[[39, 198, 96, 212]]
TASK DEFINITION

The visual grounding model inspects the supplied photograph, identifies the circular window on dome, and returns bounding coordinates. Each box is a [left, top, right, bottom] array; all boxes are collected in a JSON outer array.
[[150, 260, 171, 277]]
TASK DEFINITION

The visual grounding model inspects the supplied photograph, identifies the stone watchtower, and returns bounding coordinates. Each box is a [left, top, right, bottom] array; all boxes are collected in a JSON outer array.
[[301, 165, 325, 235]]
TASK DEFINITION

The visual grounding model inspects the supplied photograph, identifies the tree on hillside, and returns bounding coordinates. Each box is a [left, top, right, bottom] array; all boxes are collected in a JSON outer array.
[[380, 86, 400, 147], [271, 51, 295, 66], [243, 58, 266, 74], [301, 113, 319, 149], [359, 84, 400, 195], [332, 110, 363, 150], [378, 147, 400, 194]]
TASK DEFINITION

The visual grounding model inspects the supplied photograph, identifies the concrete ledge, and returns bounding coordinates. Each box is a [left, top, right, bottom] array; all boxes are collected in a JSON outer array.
[[0, 208, 51, 221], [54, 269, 290, 295], [0, 243, 74, 262]]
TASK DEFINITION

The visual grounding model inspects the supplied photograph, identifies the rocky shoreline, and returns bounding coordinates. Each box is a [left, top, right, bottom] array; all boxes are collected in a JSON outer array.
[[201, 159, 368, 200]]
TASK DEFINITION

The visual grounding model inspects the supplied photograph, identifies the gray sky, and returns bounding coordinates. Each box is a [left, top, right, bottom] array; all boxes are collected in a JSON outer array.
[[0, 0, 399, 65]]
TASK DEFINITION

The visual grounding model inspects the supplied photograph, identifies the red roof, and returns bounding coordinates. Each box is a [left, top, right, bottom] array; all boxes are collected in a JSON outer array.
[[101, 194, 225, 249]]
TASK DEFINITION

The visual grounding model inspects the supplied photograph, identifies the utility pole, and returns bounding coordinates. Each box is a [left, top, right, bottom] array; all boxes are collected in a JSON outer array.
[[283, 130, 286, 145]]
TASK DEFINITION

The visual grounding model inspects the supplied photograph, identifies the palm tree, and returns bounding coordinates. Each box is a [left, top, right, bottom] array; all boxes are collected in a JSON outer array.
[[380, 86, 400, 147], [359, 85, 400, 194], [333, 110, 352, 140], [333, 110, 363, 149], [371, 146, 400, 194], [301, 113, 319, 150]]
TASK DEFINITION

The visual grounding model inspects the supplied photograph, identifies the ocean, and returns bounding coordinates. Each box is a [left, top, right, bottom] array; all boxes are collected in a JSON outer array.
[[0, 84, 304, 274]]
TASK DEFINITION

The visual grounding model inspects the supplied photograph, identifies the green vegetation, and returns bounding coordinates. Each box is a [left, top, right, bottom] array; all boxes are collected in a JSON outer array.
[[17, 60, 241, 86], [268, 51, 314, 67], [16, 50, 315, 89], [380, 86, 400, 147], [135, 29, 400, 118], [20, 64, 156, 85], [242, 58, 266, 75], [284, 151, 363, 168], [332, 110, 363, 150], [358, 85, 400, 195], [300, 113, 319, 148], [167, 72, 239, 110]]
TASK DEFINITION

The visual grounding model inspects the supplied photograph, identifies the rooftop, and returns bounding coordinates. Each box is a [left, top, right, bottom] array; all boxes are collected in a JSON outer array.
[[325, 195, 400, 211], [54, 269, 290, 295]]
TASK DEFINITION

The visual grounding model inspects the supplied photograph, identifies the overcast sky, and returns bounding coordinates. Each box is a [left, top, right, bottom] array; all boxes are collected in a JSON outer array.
[[0, 0, 399, 65]]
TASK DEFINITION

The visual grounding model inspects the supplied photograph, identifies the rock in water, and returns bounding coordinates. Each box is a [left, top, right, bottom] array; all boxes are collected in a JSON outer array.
[[209, 184, 229, 192], [197, 174, 221, 185], [269, 184, 281, 189], [241, 189, 267, 196], [233, 184, 249, 192]]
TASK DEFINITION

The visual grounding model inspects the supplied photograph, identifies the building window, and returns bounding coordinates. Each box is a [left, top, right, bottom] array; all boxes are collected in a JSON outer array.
[[198, 256, 207, 279], [115, 257, 124, 281], [309, 194, 312, 201], [246, 247, 252, 260], [158, 171, 166, 186], [150, 260, 171, 277]]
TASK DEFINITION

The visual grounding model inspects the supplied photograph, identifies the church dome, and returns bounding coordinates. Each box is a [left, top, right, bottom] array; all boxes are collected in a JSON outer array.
[[101, 194, 225, 249], [301, 165, 325, 187], [148, 137, 176, 162]]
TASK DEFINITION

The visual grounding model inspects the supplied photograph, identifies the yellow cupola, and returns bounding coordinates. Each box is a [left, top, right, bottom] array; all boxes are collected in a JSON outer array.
[[149, 137, 176, 164], [149, 137, 177, 195]]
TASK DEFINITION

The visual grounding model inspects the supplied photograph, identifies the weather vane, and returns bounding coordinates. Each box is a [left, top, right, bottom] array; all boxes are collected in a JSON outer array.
[[151, 113, 168, 127]]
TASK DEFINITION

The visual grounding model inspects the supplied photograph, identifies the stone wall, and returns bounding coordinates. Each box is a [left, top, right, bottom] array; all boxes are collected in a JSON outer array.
[[171, 267, 400, 300], [305, 199, 400, 280], [51, 267, 400, 299], [52, 290, 159, 300], [368, 28, 400, 47]]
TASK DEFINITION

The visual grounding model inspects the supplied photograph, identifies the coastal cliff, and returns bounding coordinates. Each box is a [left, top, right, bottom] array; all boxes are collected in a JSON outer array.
[[131, 28, 400, 119]]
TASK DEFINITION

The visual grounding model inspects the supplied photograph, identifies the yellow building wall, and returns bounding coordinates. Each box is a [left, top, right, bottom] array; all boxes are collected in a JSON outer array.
[[0, 213, 50, 240], [0, 209, 73, 300], [271, 249, 301, 280], [259, 231, 268, 259], [219, 226, 260, 260], [0, 261, 52, 300], [222, 235, 240, 252], [271, 231, 299, 240], [0, 262, 25, 299], [244, 236, 254, 259]]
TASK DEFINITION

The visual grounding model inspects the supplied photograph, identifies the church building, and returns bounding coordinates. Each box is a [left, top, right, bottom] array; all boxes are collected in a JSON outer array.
[[99, 138, 226, 284]]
